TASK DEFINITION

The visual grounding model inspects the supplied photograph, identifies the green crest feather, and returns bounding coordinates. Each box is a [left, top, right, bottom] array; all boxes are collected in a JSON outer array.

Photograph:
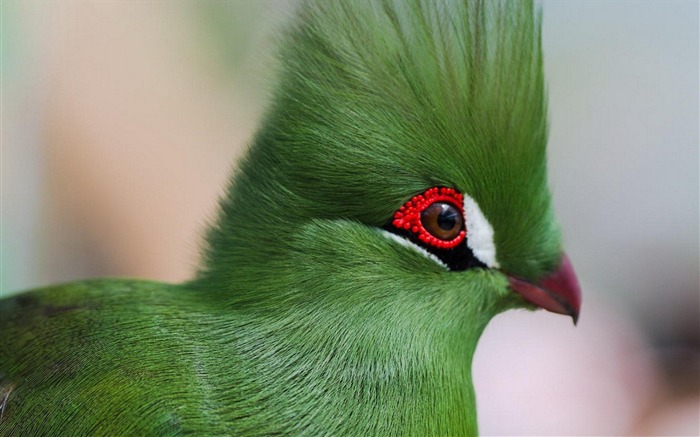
[[198, 0, 558, 292]]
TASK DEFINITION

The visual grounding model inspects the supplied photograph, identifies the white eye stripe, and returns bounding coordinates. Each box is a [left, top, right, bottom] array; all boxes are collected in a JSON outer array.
[[463, 195, 499, 268], [380, 230, 449, 270]]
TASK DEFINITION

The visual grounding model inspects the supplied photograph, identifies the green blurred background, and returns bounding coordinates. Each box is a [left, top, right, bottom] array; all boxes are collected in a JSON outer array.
[[2, 1, 698, 435]]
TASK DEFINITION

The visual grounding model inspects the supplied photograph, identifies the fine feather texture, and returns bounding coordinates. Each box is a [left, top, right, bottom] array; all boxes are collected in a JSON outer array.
[[197, 0, 558, 295], [1, 1, 561, 435], [380, 229, 450, 270]]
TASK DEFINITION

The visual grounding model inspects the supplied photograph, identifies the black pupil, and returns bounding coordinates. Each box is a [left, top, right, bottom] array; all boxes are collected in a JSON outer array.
[[437, 204, 458, 230]]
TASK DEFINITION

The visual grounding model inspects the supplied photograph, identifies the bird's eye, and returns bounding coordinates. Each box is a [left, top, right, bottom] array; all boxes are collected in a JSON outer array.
[[388, 187, 466, 250], [383, 186, 488, 271], [421, 202, 463, 241]]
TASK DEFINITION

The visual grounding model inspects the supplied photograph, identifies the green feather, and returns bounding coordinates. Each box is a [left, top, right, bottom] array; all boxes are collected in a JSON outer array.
[[1, 1, 563, 435]]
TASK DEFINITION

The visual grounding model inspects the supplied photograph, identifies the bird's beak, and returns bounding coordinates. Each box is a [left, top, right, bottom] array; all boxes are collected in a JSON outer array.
[[507, 254, 581, 324]]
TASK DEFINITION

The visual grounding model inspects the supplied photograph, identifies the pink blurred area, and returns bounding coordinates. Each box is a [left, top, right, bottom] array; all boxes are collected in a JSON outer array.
[[5, 1, 273, 285], [476, 298, 697, 436], [3, 1, 698, 435]]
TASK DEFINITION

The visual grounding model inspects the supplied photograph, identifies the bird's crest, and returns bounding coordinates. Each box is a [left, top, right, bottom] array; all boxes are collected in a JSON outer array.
[[199, 0, 558, 287]]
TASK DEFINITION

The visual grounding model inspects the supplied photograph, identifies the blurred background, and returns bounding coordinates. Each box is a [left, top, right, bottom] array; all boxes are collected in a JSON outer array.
[[2, 1, 698, 435]]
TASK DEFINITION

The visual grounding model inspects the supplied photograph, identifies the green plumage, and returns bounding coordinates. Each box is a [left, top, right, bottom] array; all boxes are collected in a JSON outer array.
[[1, 1, 564, 435]]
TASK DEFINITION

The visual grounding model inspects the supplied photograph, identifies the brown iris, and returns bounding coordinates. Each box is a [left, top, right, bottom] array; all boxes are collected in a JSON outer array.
[[420, 202, 463, 241]]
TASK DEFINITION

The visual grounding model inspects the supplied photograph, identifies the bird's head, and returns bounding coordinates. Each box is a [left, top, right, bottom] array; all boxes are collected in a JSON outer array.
[[196, 0, 580, 341]]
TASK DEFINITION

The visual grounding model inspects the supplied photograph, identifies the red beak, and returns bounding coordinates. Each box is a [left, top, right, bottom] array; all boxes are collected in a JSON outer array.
[[507, 254, 581, 324]]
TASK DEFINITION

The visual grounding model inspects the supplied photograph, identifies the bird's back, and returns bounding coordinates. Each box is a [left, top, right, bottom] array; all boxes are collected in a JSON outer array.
[[0, 279, 223, 435]]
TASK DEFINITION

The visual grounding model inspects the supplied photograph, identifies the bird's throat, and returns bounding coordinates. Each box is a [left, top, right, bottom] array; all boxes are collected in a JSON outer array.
[[212, 310, 484, 435]]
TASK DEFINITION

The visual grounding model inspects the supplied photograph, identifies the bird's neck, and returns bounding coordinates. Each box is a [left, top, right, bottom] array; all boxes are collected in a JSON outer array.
[[208, 308, 486, 435]]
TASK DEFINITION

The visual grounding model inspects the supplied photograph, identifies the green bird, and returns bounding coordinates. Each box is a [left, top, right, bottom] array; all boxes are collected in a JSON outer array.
[[0, 1, 581, 435]]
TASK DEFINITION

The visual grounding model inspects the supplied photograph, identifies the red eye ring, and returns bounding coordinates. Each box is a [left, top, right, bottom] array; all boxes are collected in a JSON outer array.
[[391, 187, 466, 249]]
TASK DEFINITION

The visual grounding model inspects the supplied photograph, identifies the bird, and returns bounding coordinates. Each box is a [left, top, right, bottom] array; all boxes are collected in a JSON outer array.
[[0, 0, 581, 435]]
